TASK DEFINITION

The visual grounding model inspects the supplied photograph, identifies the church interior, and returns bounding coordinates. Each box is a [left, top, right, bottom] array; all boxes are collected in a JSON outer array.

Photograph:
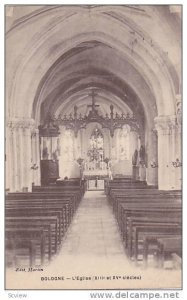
[[5, 5, 182, 289]]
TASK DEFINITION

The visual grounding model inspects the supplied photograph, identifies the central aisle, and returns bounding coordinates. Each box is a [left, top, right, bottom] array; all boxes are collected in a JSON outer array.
[[60, 190, 126, 257]]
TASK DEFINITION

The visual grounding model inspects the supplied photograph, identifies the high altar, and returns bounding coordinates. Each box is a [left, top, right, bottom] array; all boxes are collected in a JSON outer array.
[[38, 89, 142, 188]]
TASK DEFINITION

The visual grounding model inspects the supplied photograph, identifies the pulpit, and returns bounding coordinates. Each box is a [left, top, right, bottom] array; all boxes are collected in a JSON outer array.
[[41, 160, 59, 185], [39, 115, 60, 186]]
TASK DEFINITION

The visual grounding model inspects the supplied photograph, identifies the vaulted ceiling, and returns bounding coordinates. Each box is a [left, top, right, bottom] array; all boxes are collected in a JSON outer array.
[[33, 41, 146, 128], [6, 5, 181, 133]]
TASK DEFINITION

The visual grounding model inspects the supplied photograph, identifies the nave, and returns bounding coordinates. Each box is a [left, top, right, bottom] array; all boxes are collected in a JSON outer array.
[[53, 191, 127, 257], [5, 5, 182, 290]]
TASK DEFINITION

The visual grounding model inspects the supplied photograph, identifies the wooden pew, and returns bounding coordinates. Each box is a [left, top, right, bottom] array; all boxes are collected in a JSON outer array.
[[5, 183, 84, 268], [6, 209, 61, 246], [109, 190, 181, 207], [6, 198, 73, 233], [116, 197, 181, 229], [106, 178, 181, 269], [7, 192, 81, 215], [113, 199, 181, 269], [6, 222, 52, 263], [156, 237, 182, 268], [5, 228, 46, 266], [127, 215, 181, 258], [119, 203, 181, 244], [133, 225, 181, 265], [171, 253, 182, 269], [33, 179, 86, 195], [6, 217, 56, 258], [5, 185, 81, 263], [143, 235, 181, 268]]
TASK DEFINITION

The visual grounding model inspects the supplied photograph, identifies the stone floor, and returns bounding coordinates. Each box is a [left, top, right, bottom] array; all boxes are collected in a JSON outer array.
[[60, 190, 126, 257]]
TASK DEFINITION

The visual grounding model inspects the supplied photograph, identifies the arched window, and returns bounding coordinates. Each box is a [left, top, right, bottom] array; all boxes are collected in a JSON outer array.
[[87, 128, 104, 162]]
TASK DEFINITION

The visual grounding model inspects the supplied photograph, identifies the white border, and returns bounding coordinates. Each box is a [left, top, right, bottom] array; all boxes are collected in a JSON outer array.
[[1, 1, 186, 299]]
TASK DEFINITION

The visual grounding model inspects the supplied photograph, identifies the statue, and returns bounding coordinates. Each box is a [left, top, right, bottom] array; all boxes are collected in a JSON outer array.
[[132, 149, 138, 166], [43, 147, 49, 160], [52, 150, 58, 161], [139, 145, 145, 165]]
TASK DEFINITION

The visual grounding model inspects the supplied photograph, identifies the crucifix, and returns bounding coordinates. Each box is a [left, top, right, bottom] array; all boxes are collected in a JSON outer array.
[[87, 90, 100, 113]]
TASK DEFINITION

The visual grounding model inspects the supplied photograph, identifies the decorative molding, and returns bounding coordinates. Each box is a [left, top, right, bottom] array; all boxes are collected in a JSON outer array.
[[31, 128, 39, 138], [150, 160, 158, 168], [31, 163, 39, 170], [43, 90, 140, 138], [176, 94, 182, 127], [172, 158, 182, 168], [154, 115, 177, 135], [6, 118, 36, 131], [39, 115, 60, 137]]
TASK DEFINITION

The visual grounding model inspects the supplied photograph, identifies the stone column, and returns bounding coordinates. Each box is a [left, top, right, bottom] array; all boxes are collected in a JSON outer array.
[[18, 126, 24, 190], [169, 119, 177, 189], [129, 130, 139, 179], [174, 125, 182, 190], [31, 131, 35, 185], [103, 128, 110, 158], [31, 128, 41, 187], [155, 115, 177, 190], [175, 94, 182, 190], [6, 121, 13, 191], [81, 128, 87, 160], [146, 129, 158, 186], [31, 130, 37, 186], [35, 129, 41, 186], [12, 124, 19, 191], [6, 118, 35, 192], [23, 126, 33, 191], [111, 131, 117, 159], [129, 130, 138, 155]]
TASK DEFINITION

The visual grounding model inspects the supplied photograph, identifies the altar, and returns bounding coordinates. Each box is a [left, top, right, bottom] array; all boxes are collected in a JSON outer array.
[[87, 179, 105, 190], [82, 163, 112, 190], [83, 168, 109, 178]]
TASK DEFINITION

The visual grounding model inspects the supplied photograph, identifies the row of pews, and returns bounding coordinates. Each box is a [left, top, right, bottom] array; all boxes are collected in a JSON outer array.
[[106, 178, 182, 269], [5, 179, 85, 268]]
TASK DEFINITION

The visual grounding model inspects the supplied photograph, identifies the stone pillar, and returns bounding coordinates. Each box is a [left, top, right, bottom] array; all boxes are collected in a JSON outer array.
[[129, 130, 138, 155], [129, 130, 138, 178], [103, 128, 110, 158], [6, 118, 35, 192], [6, 122, 13, 191], [81, 128, 87, 160], [146, 129, 158, 186], [31, 128, 41, 187], [31, 131, 35, 185], [23, 126, 32, 191], [18, 126, 24, 190], [111, 131, 117, 159], [155, 115, 178, 190], [139, 165, 146, 181], [169, 120, 177, 189], [80, 129, 83, 158], [175, 94, 182, 190], [174, 123, 182, 190], [12, 124, 19, 191], [35, 129, 41, 186]]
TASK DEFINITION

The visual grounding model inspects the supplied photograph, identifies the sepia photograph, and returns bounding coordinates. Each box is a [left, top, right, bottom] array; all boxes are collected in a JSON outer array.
[[5, 4, 182, 290]]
